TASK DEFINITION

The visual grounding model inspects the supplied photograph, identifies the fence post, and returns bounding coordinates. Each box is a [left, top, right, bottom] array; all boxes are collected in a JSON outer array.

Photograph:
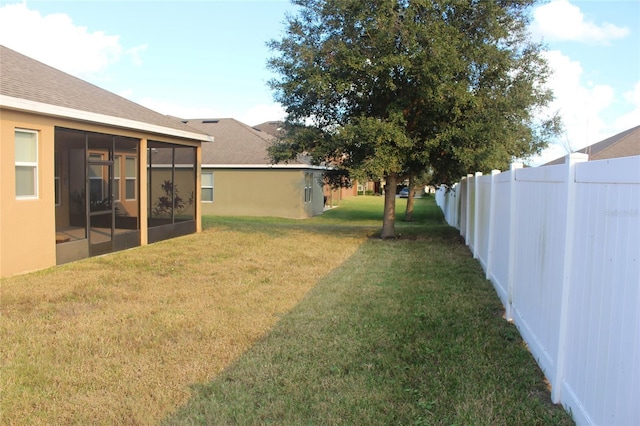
[[453, 182, 460, 229], [473, 172, 483, 259], [552, 153, 589, 404], [465, 174, 473, 245], [506, 162, 523, 321], [485, 170, 501, 280]]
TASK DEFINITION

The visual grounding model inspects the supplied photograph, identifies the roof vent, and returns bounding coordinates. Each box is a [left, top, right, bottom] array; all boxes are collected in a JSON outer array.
[[202, 119, 219, 124]]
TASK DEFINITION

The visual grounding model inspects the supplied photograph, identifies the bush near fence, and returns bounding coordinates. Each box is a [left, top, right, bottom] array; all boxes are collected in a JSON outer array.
[[436, 153, 640, 426]]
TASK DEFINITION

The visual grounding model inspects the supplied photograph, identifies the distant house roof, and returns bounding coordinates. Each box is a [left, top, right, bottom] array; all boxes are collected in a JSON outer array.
[[544, 124, 640, 166], [253, 120, 285, 138], [0, 45, 209, 142], [182, 118, 314, 168]]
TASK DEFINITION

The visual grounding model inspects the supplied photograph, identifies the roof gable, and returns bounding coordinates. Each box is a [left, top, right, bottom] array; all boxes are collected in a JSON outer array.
[[183, 118, 273, 164], [183, 118, 312, 167]]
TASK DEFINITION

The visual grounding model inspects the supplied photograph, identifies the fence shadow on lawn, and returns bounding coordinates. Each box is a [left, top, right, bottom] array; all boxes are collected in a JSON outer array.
[[165, 196, 574, 425]]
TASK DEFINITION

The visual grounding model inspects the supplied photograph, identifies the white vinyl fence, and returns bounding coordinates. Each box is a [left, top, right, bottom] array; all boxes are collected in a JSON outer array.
[[436, 153, 640, 426]]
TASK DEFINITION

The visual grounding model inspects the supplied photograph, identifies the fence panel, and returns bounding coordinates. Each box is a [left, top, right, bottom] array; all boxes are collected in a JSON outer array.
[[466, 175, 476, 253], [459, 178, 468, 238], [560, 156, 640, 426], [487, 170, 514, 307], [437, 184, 460, 228], [475, 174, 493, 269], [435, 154, 640, 426], [510, 164, 568, 380]]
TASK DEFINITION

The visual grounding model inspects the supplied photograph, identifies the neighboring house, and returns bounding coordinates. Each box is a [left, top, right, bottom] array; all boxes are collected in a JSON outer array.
[[0, 45, 210, 278], [181, 118, 325, 218], [253, 120, 359, 205], [544, 124, 640, 165]]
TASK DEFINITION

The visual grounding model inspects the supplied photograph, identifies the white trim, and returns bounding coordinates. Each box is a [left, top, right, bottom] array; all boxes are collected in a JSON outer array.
[[201, 171, 214, 203], [15, 128, 39, 199], [1, 95, 213, 143], [125, 156, 137, 201], [201, 163, 328, 170]]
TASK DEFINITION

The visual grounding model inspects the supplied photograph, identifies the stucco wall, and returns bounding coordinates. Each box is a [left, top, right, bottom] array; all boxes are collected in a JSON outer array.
[[201, 168, 325, 219], [1, 108, 202, 278], [1, 110, 57, 277]]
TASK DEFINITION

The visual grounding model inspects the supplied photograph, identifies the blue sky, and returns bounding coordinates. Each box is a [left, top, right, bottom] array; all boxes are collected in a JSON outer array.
[[1, 0, 638, 166]]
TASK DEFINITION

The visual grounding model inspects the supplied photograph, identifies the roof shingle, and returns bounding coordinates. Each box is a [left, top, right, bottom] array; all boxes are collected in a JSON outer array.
[[544, 124, 640, 165], [0, 45, 208, 138], [183, 118, 273, 164]]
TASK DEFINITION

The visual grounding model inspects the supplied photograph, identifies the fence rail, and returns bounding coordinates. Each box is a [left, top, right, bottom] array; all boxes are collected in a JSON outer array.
[[436, 154, 640, 426]]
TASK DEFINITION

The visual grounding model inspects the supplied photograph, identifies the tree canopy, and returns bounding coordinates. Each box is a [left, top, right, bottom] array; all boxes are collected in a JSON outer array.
[[267, 0, 561, 238]]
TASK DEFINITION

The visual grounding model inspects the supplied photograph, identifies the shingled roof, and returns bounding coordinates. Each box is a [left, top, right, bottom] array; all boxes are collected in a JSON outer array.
[[0, 45, 209, 141], [183, 118, 272, 164], [544, 124, 640, 165], [182, 118, 311, 167], [253, 120, 285, 138]]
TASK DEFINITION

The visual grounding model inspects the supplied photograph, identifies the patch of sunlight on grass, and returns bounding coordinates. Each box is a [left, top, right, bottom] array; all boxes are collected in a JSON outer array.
[[164, 197, 574, 425], [1, 219, 366, 425], [1, 197, 573, 425]]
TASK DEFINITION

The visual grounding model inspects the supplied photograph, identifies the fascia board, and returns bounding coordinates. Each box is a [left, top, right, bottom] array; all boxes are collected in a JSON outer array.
[[201, 163, 328, 170], [0, 95, 213, 143]]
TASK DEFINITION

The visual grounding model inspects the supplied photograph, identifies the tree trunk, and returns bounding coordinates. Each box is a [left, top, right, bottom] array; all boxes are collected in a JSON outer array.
[[381, 173, 398, 239], [405, 175, 415, 222]]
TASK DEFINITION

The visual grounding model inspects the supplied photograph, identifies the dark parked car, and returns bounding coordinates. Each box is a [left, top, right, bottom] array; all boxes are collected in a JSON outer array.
[[399, 187, 409, 198]]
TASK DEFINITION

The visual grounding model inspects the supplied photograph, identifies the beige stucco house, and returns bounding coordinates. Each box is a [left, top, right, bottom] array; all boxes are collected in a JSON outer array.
[[253, 120, 359, 206], [0, 45, 211, 278], [182, 118, 326, 218]]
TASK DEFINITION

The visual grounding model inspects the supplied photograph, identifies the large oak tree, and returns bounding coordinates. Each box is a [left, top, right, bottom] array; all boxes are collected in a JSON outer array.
[[268, 0, 561, 238]]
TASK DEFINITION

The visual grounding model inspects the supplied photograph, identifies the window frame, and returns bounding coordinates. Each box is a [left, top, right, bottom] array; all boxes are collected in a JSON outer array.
[[113, 155, 121, 202], [88, 152, 105, 202], [201, 171, 214, 203], [15, 128, 39, 199], [304, 172, 313, 203], [125, 156, 136, 201]]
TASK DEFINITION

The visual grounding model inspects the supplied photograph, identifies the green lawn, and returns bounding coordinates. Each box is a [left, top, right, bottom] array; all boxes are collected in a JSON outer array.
[[1, 196, 573, 425], [166, 196, 573, 425]]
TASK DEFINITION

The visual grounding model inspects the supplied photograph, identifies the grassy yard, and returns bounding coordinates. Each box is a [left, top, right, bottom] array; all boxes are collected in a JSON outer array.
[[1, 196, 573, 425]]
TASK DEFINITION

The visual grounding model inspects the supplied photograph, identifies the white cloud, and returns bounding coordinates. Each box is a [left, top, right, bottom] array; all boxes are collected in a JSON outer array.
[[615, 81, 640, 130], [544, 51, 614, 147], [531, 0, 629, 44], [0, 2, 122, 77], [126, 44, 148, 67], [238, 103, 286, 126], [0, 2, 285, 126], [528, 50, 622, 166]]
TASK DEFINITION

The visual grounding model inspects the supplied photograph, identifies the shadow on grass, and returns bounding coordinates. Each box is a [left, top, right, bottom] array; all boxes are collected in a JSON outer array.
[[203, 196, 454, 240], [164, 197, 574, 425]]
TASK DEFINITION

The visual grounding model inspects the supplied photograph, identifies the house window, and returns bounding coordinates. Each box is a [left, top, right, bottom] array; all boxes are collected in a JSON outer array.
[[54, 151, 61, 206], [125, 156, 136, 200], [15, 129, 38, 198], [201, 171, 214, 202], [113, 156, 121, 201], [89, 153, 104, 201], [304, 172, 313, 203]]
